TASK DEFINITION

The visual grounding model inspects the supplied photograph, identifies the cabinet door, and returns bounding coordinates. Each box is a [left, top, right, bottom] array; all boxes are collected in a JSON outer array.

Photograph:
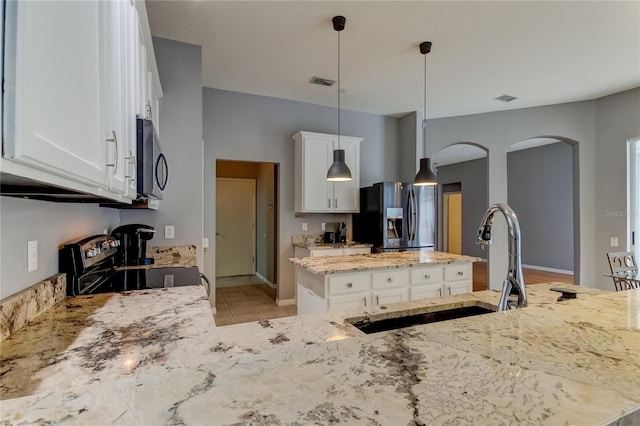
[[445, 280, 473, 296], [302, 136, 333, 212], [373, 288, 409, 306], [102, 0, 127, 194], [5, 1, 107, 186], [410, 283, 444, 301], [309, 248, 344, 257], [342, 247, 371, 255], [371, 269, 409, 290], [328, 293, 369, 312], [332, 137, 360, 212], [444, 263, 473, 282], [297, 283, 327, 315]]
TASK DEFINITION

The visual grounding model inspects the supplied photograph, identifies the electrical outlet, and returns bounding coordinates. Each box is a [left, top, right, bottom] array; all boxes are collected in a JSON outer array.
[[163, 274, 174, 287], [321, 223, 326, 231], [28, 240, 38, 272], [302, 223, 308, 231], [610, 236, 619, 247], [165, 225, 175, 239]]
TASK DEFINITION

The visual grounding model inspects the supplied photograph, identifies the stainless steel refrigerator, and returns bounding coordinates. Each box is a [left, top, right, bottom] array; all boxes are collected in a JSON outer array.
[[353, 182, 435, 251]]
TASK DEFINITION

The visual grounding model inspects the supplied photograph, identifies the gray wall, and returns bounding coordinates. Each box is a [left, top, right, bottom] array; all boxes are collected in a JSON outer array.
[[0, 198, 119, 299], [424, 88, 640, 290], [120, 38, 204, 269], [507, 142, 573, 271], [398, 112, 420, 182], [203, 88, 399, 301], [436, 158, 488, 258], [595, 88, 640, 286]]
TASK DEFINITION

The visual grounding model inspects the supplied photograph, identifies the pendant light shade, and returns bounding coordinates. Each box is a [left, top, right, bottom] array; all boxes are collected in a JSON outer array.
[[327, 15, 352, 182], [414, 41, 437, 187], [327, 149, 352, 181]]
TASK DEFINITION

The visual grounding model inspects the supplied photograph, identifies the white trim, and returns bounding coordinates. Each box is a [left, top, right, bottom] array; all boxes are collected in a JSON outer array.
[[475, 257, 488, 263], [256, 272, 276, 289], [276, 298, 296, 306], [210, 306, 217, 315], [521, 264, 573, 275]]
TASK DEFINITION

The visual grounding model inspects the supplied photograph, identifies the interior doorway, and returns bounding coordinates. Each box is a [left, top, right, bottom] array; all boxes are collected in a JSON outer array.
[[444, 192, 462, 254], [216, 178, 256, 277]]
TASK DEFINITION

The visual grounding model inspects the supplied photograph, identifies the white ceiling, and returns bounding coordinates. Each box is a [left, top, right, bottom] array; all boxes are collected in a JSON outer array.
[[146, 1, 640, 119]]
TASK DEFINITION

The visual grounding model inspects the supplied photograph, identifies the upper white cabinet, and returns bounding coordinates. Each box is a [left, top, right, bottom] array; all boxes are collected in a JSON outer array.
[[293, 131, 362, 213], [4, 0, 107, 187], [2, 0, 161, 203]]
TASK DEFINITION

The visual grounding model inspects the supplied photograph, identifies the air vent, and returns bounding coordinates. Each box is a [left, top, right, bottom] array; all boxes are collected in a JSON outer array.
[[310, 76, 336, 87], [494, 94, 517, 103]]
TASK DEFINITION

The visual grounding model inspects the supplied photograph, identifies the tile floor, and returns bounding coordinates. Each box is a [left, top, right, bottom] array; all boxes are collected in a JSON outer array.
[[213, 275, 297, 326]]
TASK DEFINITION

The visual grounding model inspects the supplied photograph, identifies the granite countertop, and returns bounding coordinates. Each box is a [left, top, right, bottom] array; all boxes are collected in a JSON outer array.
[[293, 242, 373, 250], [1, 284, 639, 425], [290, 250, 478, 274]]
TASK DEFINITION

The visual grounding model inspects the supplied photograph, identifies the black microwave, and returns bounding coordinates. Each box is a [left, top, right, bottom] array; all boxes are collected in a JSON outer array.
[[136, 117, 168, 200]]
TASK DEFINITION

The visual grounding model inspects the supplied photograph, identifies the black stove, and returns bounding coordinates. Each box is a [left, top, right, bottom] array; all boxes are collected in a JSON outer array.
[[60, 234, 206, 296]]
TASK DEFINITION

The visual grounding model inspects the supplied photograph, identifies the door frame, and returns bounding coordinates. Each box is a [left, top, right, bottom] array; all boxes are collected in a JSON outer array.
[[443, 191, 462, 254], [215, 177, 256, 277]]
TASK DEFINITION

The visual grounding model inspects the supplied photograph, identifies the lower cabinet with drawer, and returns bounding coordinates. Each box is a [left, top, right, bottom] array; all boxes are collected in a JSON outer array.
[[295, 261, 474, 315]]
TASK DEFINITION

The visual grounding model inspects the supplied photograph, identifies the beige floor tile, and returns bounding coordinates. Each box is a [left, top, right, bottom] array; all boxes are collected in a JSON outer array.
[[223, 295, 247, 304], [232, 312, 261, 323], [214, 315, 236, 326], [226, 304, 256, 315], [281, 305, 298, 316], [215, 304, 231, 315], [258, 310, 288, 320]]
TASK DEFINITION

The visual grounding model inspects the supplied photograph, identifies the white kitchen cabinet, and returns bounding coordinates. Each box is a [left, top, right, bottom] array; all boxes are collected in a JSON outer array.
[[4, 0, 108, 187], [2, 0, 161, 202], [343, 247, 372, 256], [293, 131, 362, 213], [295, 261, 474, 315]]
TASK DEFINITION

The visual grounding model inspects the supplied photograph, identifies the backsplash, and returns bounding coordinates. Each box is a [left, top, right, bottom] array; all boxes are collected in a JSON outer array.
[[149, 245, 198, 267], [0, 274, 66, 342]]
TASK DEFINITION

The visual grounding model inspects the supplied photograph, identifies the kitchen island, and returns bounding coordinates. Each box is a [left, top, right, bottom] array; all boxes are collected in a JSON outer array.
[[291, 250, 478, 314], [1, 283, 639, 425]]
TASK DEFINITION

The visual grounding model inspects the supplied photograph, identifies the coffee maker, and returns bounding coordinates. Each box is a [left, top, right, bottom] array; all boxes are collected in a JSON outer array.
[[336, 222, 347, 243], [112, 224, 156, 266]]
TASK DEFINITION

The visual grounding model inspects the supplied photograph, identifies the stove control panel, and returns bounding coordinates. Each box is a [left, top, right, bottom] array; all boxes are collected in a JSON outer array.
[[74, 235, 119, 268]]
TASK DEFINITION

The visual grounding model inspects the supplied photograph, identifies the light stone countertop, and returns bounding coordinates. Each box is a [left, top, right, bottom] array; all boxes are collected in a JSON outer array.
[[1, 283, 639, 425], [290, 250, 478, 274]]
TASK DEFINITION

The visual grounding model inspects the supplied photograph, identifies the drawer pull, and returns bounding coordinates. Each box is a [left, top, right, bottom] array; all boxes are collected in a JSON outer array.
[[363, 296, 367, 307], [346, 282, 353, 288], [376, 295, 380, 305], [387, 277, 393, 282], [448, 286, 452, 295], [457, 271, 464, 276], [425, 274, 430, 279], [439, 288, 442, 297]]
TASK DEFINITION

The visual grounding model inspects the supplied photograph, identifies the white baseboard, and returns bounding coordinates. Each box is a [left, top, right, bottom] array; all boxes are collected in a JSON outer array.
[[256, 272, 276, 289], [522, 264, 573, 275], [276, 298, 296, 306], [210, 306, 217, 315]]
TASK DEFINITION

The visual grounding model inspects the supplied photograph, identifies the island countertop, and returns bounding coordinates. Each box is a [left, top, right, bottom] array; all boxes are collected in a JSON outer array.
[[289, 250, 478, 274], [1, 284, 639, 425]]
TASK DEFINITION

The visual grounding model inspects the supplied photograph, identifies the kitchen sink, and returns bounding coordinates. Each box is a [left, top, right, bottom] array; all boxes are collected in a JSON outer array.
[[347, 305, 495, 334]]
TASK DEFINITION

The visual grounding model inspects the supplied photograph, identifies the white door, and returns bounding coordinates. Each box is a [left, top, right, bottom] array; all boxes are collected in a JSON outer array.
[[216, 178, 256, 277]]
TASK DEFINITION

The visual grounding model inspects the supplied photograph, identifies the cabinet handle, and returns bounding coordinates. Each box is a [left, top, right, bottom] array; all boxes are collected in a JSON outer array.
[[376, 295, 379, 305], [363, 296, 367, 307], [439, 288, 442, 297], [335, 198, 338, 209], [346, 282, 353, 288], [125, 150, 136, 183], [425, 274, 430, 279], [106, 130, 119, 174], [387, 277, 393, 282], [146, 100, 152, 120], [448, 286, 452, 295], [457, 271, 464, 276], [328, 198, 331, 208]]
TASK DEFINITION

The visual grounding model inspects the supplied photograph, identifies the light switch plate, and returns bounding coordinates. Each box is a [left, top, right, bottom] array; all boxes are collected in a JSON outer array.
[[610, 236, 619, 247], [165, 225, 175, 239], [203, 238, 209, 249], [321, 222, 326, 231], [302, 223, 308, 231], [28, 240, 38, 272]]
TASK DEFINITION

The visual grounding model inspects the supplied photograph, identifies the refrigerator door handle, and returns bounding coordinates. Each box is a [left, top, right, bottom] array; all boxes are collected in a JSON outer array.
[[408, 188, 416, 241]]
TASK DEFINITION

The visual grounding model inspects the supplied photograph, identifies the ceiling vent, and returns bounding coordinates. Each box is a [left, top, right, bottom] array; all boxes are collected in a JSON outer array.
[[494, 94, 517, 103], [310, 76, 336, 87]]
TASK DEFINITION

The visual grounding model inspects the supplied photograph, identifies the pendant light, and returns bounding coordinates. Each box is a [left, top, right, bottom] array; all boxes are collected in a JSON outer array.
[[414, 41, 438, 186], [327, 15, 352, 182]]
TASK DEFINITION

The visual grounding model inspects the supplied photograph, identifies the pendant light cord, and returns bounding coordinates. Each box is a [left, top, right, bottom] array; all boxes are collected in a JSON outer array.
[[423, 50, 427, 153], [337, 29, 341, 149]]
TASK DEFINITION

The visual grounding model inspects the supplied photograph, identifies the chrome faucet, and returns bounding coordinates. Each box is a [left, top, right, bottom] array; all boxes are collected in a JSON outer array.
[[476, 203, 528, 311]]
